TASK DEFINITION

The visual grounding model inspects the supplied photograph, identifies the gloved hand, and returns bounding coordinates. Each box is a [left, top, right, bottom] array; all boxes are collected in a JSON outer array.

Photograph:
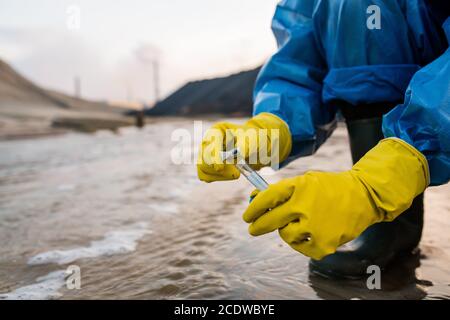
[[197, 112, 292, 182], [243, 138, 429, 260]]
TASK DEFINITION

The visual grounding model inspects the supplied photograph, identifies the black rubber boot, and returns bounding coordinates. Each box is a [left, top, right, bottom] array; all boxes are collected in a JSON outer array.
[[309, 117, 424, 279]]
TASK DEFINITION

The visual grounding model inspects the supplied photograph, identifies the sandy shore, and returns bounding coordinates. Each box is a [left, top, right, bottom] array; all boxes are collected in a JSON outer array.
[[0, 119, 448, 299], [0, 101, 135, 141], [0, 58, 136, 140]]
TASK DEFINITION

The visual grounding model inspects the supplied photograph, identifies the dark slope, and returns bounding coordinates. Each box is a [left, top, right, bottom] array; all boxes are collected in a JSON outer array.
[[146, 67, 261, 116]]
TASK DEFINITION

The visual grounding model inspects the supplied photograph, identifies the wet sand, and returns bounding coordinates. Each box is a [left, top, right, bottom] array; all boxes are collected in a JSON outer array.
[[0, 119, 448, 299]]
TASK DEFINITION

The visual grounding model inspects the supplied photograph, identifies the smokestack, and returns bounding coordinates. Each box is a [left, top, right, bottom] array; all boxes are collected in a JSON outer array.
[[126, 85, 133, 102], [74, 76, 81, 98], [152, 59, 160, 105], [134, 43, 161, 108]]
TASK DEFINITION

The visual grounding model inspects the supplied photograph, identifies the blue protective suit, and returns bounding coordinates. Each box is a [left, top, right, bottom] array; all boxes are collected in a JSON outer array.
[[253, 0, 449, 186]]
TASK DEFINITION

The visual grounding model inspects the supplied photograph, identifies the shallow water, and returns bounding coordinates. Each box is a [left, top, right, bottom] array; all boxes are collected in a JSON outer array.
[[0, 119, 449, 299]]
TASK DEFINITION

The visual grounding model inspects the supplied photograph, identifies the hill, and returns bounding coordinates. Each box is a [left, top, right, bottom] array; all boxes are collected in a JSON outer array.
[[0, 59, 133, 139], [145, 67, 260, 116]]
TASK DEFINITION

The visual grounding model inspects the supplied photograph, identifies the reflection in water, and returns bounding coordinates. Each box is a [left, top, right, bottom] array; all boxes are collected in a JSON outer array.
[[0, 120, 449, 299], [309, 250, 428, 300]]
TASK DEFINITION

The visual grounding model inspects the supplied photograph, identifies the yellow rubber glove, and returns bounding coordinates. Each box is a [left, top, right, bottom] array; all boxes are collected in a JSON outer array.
[[243, 138, 429, 260], [197, 113, 292, 182]]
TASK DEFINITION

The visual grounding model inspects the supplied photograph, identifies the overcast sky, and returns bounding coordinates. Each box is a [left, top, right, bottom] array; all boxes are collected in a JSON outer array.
[[0, 0, 279, 103]]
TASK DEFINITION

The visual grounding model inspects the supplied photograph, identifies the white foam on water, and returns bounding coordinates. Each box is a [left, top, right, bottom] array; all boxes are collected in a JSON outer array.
[[57, 184, 76, 191], [147, 202, 179, 215], [28, 222, 151, 265], [0, 270, 66, 300]]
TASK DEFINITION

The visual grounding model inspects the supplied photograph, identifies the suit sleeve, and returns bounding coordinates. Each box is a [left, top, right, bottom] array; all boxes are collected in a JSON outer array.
[[253, 0, 336, 161], [383, 18, 450, 186]]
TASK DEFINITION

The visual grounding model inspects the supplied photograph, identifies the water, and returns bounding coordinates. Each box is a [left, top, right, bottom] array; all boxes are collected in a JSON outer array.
[[0, 119, 449, 299]]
